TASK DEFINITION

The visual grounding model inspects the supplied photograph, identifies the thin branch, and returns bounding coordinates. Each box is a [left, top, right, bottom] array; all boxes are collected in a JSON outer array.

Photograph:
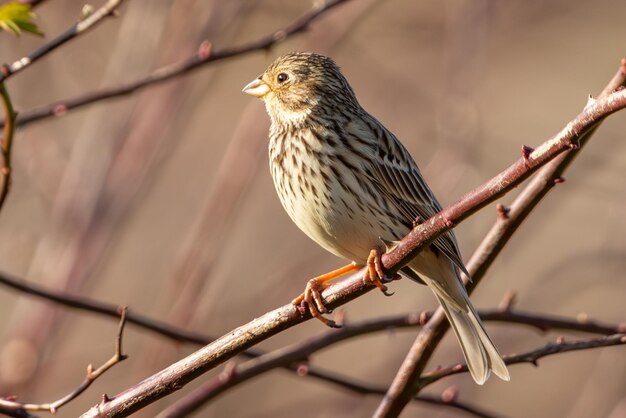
[[373, 58, 626, 418], [0, 82, 17, 212], [152, 305, 624, 418], [4, 0, 352, 127], [70, 84, 626, 417], [0, 0, 125, 82], [3, 267, 624, 417], [420, 334, 626, 385], [0, 269, 218, 347], [0, 308, 128, 414]]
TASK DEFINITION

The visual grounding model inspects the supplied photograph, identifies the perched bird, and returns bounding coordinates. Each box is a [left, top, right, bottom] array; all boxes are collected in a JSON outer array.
[[243, 52, 509, 384]]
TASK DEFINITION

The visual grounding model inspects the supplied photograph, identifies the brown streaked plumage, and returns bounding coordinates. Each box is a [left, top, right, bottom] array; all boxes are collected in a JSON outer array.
[[243, 52, 509, 384]]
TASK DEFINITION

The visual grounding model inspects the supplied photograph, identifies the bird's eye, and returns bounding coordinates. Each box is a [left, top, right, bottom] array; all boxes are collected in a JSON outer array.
[[277, 73, 289, 83]]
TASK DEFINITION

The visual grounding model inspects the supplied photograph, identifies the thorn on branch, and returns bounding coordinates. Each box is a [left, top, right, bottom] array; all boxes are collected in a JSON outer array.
[[521, 145, 534, 163], [53, 104, 67, 117], [197, 41, 212, 60], [586, 94, 596, 107], [412, 215, 423, 228], [553, 176, 565, 184], [272, 29, 287, 42], [1, 65, 10, 77], [440, 386, 458, 403], [296, 362, 309, 376], [568, 140, 580, 150], [495, 203, 510, 220], [101, 394, 111, 404], [218, 361, 237, 383], [498, 290, 517, 312], [556, 336, 565, 344], [419, 310, 429, 326], [620, 58, 626, 75]]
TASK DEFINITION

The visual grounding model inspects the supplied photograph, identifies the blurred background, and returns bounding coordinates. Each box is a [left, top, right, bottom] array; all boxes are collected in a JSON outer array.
[[0, 0, 625, 417]]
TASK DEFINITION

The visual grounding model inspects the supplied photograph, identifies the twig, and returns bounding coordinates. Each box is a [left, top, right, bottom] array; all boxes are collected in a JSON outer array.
[[2, 267, 623, 417], [0, 83, 17, 212], [0, 307, 128, 414], [420, 334, 626, 385], [373, 58, 626, 418], [0, 0, 125, 82], [152, 306, 624, 418], [0, 269, 216, 347], [69, 84, 626, 417], [4, 0, 351, 127]]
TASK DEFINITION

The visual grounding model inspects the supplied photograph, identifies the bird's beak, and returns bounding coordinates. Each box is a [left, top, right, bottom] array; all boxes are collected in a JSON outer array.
[[242, 78, 270, 98]]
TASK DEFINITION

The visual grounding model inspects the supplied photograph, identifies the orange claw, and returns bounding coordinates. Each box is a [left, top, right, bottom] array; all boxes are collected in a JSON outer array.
[[292, 262, 360, 327]]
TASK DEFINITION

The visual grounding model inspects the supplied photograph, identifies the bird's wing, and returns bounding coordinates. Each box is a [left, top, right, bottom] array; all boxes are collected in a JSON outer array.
[[347, 116, 469, 277]]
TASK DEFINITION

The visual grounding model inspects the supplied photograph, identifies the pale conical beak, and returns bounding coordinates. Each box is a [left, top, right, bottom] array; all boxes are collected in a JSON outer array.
[[242, 78, 270, 98]]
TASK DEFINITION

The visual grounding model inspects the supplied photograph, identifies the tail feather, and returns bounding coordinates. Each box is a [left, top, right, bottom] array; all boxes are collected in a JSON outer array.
[[435, 293, 510, 384], [408, 253, 509, 384]]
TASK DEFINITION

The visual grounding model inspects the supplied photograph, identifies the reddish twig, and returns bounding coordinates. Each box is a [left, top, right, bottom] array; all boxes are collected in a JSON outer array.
[[0, 0, 125, 82], [373, 59, 626, 418], [0, 83, 17, 212], [420, 334, 626, 385], [3, 0, 352, 127], [0, 308, 128, 415], [2, 266, 623, 417], [78, 83, 626, 417], [152, 305, 624, 418]]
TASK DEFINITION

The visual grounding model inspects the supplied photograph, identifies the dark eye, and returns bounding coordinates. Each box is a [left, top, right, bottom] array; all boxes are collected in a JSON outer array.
[[277, 72, 289, 83]]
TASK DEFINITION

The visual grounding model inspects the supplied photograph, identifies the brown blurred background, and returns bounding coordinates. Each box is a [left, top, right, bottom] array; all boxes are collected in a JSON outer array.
[[0, 0, 625, 417]]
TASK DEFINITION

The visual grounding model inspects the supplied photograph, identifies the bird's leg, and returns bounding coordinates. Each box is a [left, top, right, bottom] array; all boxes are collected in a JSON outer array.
[[291, 262, 360, 327], [364, 248, 395, 296]]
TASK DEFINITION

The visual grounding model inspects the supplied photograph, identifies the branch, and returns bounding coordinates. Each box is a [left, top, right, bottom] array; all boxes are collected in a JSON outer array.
[[0, 308, 128, 415], [0, 82, 17, 212], [373, 59, 626, 418], [151, 304, 624, 418], [0, 0, 125, 83], [4, 0, 352, 127], [3, 267, 623, 417], [420, 334, 626, 385], [77, 84, 626, 417]]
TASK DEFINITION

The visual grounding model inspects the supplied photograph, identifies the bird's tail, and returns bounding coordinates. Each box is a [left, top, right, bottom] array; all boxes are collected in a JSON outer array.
[[432, 290, 510, 384], [408, 256, 509, 384]]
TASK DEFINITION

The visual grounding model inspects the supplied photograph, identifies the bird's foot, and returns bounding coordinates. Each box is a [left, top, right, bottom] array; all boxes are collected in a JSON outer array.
[[364, 248, 396, 296], [291, 262, 360, 328]]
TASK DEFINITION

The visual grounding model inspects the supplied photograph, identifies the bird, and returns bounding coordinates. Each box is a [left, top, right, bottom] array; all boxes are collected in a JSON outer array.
[[242, 52, 509, 384]]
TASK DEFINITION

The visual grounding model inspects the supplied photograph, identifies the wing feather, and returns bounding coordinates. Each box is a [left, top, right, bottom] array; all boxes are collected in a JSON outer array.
[[347, 116, 469, 277]]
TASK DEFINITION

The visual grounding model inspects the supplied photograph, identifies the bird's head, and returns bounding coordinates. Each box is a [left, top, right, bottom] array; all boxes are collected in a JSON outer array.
[[243, 52, 358, 127]]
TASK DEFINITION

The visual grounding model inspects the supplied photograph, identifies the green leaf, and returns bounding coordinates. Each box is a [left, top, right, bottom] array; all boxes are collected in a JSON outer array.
[[0, 2, 43, 36]]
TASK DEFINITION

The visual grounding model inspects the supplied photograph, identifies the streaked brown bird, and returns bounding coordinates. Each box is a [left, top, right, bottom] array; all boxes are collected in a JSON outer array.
[[243, 52, 509, 384]]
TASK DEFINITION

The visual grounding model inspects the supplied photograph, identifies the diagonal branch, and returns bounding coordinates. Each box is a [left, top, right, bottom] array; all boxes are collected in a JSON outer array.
[[373, 58, 626, 418], [0, 308, 128, 415], [0, 0, 125, 82], [78, 85, 626, 417], [152, 302, 625, 418], [2, 0, 352, 127]]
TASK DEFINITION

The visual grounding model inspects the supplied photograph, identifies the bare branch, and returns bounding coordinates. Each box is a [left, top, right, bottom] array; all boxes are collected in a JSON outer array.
[[0, 82, 17, 212], [373, 58, 626, 418], [0, 308, 128, 415], [420, 334, 626, 385], [4, 0, 352, 127], [68, 82, 626, 417], [152, 306, 624, 418], [0, 269, 215, 347], [0, 0, 125, 82]]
